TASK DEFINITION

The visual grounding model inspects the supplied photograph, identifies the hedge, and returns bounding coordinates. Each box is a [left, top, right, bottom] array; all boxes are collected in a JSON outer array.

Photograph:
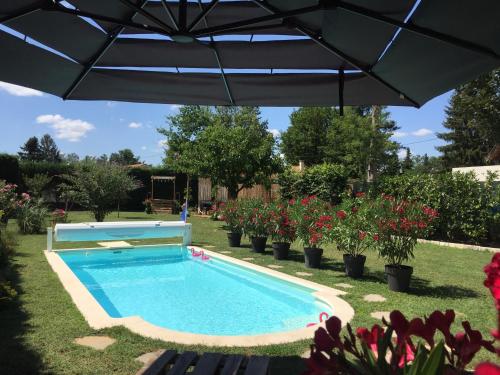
[[0, 154, 20, 186], [278, 163, 348, 204], [375, 172, 500, 244]]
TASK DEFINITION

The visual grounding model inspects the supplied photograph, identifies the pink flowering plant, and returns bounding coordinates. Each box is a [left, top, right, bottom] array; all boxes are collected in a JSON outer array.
[[268, 201, 297, 244], [51, 208, 69, 225], [332, 192, 377, 257], [373, 194, 439, 266], [304, 253, 500, 375], [0, 181, 18, 223], [290, 196, 333, 248], [218, 200, 244, 234]]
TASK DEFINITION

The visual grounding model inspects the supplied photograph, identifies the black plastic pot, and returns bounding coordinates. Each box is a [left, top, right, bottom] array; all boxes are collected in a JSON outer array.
[[272, 242, 290, 260], [385, 264, 413, 292], [227, 232, 242, 247], [250, 236, 268, 253], [343, 254, 366, 278], [304, 247, 323, 269]]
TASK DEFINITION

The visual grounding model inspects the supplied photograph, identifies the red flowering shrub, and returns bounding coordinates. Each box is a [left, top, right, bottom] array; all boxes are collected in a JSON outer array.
[[304, 253, 500, 375], [240, 198, 273, 238], [217, 200, 244, 234], [332, 194, 376, 257], [290, 196, 333, 248], [373, 195, 438, 266], [0, 181, 18, 222], [268, 201, 296, 243]]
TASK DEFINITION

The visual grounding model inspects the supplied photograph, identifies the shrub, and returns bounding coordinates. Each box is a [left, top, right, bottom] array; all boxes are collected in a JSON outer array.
[[290, 196, 333, 248], [278, 163, 348, 204], [143, 198, 154, 214], [372, 194, 439, 266], [16, 196, 48, 234], [0, 181, 18, 223], [268, 201, 296, 244], [218, 200, 244, 234], [332, 193, 377, 257], [50, 208, 69, 225], [376, 172, 499, 244], [240, 198, 272, 238]]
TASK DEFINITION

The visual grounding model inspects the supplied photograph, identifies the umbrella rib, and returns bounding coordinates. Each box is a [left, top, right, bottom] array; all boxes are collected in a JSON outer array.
[[61, 0, 149, 100], [117, 0, 174, 34], [160, 0, 179, 31], [197, 0, 234, 105], [336, 0, 499, 61], [251, 0, 421, 108], [188, 0, 219, 32], [179, 0, 187, 31], [192, 3, 324, 37]]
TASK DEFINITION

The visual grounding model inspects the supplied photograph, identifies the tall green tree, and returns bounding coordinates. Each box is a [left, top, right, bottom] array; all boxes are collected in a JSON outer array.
[[39, 134, 61, 162], [437, 69, 500, 168], [18, 136, 42, 161], [402, 148, 413, 171], [280, 107, 335, 166], [159, 106, 280, 199], [109, 149, 140, 165]]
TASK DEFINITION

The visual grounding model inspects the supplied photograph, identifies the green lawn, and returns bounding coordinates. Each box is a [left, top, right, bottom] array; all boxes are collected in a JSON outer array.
[[1, 211, 497, 374]]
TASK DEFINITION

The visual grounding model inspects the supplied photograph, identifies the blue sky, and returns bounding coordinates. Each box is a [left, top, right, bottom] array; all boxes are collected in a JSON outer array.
[[0, 81, 450, 165]]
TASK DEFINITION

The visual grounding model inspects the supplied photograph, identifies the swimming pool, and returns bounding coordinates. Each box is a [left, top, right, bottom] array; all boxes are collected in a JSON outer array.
[[47, 245, 354, 346]]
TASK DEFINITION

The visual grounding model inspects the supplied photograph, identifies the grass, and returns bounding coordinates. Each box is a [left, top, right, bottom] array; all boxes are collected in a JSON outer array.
[[0, 210, 497, 374]]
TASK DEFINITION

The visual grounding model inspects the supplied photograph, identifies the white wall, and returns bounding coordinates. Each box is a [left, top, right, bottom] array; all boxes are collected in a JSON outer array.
[[452, 165, 500, 182]]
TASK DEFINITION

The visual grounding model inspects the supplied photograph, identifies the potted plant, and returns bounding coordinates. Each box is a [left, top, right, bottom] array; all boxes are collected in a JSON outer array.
[[374, 194, 438, 292], [333, 192, 375, 278], [218, 200, 244, 247], [291, 196, 332, 269], [268, 201, 296, 260], [241, 198, 272, 253]]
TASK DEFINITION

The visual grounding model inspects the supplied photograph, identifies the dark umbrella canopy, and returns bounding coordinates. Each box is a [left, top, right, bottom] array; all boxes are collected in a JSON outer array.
[[0, 0, 499, 108]]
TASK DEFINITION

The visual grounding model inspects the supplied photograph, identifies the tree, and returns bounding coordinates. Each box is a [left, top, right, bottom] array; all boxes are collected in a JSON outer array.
[[39, 134, 61, 162], [280, 107, 335, 165], [62, 153, 80, 163], [437, 69, 500, 168], [60, 161, 140, 221], [159, 106, 280, 199], [18, 136, 42, 161], [412, 154, 446, 174], [402, 148, 413, 171], [109, 149, 140, 165], [23, 173, 52, 198]]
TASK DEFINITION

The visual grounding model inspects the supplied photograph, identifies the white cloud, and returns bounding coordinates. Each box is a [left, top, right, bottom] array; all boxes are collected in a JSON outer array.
[[158, 140, 168, 149], [128, 122, 143, 129], [36, 114, 94, 142], [106, 101, 117, 108], [169, 104, 182, 111], [269, 128, 280, 138], [0, 81, 43, 97], [411, 128, 433, 137], [392, 131, 408, 138], [398, 149, 407, 159]]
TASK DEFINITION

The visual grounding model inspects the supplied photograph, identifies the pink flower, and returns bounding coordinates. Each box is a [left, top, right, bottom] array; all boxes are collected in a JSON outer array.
[[475, 362, 500, 375], [484, 253, 500, 310], [355, 192, 365, 198], [335, 210, 346, 220]]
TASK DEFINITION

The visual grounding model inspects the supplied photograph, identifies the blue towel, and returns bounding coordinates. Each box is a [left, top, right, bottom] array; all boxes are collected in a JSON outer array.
[[180, 207, 188, 222]]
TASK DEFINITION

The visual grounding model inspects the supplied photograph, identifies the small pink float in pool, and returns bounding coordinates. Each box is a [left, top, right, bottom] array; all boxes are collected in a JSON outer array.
[[306, 312, 330, 327]]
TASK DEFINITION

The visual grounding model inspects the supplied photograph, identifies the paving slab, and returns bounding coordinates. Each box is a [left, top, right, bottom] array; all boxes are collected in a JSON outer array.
[[242, 257, 255, 261], [97, 241, 133, 248], [220, 251, 232, 254], [334, 283, 354, 289], [267, 264, 283, 269], [296, 272, 313, 277], [74, 336, 116, 350], [370, 311, 391, 321], [135, 350, 166, 365], [363, 294, 387, 302]]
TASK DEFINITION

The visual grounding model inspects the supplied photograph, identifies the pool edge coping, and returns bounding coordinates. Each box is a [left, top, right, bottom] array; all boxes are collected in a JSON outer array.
[[44, 244, 355, 347]]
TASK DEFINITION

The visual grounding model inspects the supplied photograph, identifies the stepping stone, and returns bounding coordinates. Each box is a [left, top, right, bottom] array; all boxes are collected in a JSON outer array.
[[363, 294, 387, 302], [74, 336, 116, 350], [242, 257, 255, 261], [220, 251, 232, 254], [205, 245, 215, 248], [301, 349, 311, 359], [267, 264, 283, 269], [97, 241, 133, 248], [371, 311, 391, 321], [136, 350, 165, 365], [335, 283, 354, 289], [296, 272, 313, 277]]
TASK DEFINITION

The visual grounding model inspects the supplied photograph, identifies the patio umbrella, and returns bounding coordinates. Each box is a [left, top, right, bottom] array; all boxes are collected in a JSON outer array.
[[0, 0, 499, 111]]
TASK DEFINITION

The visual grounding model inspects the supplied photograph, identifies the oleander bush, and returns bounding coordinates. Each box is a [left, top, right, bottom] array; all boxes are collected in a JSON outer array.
[[376, 172, 500, 244], [16, 195, 48, 234]]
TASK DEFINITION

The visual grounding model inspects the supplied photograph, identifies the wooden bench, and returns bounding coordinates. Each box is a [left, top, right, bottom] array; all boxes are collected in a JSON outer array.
[[137, 350, 270, 375]]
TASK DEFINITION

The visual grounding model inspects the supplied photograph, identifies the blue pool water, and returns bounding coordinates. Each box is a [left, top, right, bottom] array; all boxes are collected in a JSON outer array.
[[59, 246, 331, 336]]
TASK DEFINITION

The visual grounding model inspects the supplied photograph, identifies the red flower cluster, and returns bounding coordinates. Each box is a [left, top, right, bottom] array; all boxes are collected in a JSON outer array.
[[335, 210, 346, 220]]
